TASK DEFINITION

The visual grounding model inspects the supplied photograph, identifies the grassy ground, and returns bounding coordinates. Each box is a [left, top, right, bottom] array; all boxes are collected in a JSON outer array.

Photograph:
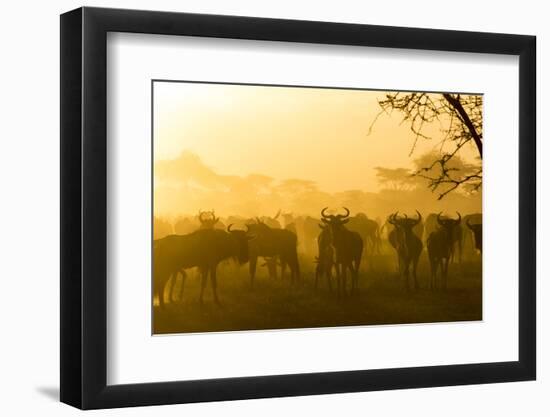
[[153, 253, 482, 334]]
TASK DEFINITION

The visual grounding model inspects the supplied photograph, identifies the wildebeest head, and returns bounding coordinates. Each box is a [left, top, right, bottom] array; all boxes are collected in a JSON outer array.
[[437, 212, 461, 228], [246, 218, 273, 237], [388, 211, 422, 233], [256, 210, 282, 229], [320, 207, 351, 238], [227, 223, 255, 264], [198, 210, 220, 229], [320, 207, 350, 225], [436, 212, 462, 240], [466, 218, 482, 252], [387, 211, 422, 259]]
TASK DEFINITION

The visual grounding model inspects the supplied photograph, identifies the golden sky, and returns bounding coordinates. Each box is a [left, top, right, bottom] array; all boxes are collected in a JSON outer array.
[[153, 81, 481, 218]]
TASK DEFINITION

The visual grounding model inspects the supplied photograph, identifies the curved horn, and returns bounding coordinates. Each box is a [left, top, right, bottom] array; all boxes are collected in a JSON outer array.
[[198, 210, 207, 223], [273, 209, 281, 220], [256, 216, 263, 224], [321, 207, 330, 219], [455, 211, 462, 224], [227, 223, 234, 232], [341, 207, 350, 218], [388, 212, 397, 225], [437, 211, 444, 226], [414, 210, 422, 225]]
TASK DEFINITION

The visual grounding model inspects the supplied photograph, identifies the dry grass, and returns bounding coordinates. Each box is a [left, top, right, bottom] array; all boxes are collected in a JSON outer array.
[[153, 254, 482, 334]]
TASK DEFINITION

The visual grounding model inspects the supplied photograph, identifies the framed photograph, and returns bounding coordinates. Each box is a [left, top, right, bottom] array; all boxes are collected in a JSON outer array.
[[60, 6, 536, 409]]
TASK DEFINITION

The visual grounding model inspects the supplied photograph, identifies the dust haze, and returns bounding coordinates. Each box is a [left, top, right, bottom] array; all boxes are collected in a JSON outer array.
[[152, 81, 483, 334]]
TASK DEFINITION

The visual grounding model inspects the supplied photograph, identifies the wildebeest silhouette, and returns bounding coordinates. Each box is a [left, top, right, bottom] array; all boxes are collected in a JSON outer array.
[[153, 225, 253, 306], [427, 212, 462, 290], [387, 211, 423, 290], [346, 213, 381, 259], [315, 223, 334, 291], [196, 210, 226, 231], [295, 215, 322, 255], [466, 218, 482, 253], [256, 210, 282, 229], [425, 212, 462, 263], [246, 219, 300, 286], [320, 207, 363, 296]]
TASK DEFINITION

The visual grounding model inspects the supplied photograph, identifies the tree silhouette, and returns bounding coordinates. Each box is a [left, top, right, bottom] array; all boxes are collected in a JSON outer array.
[[370, 92, 482, 199], [374, 167, 415, 190]]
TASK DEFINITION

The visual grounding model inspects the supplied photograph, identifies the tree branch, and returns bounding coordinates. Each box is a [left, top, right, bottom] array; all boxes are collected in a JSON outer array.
[[442, 93, 483, 158]]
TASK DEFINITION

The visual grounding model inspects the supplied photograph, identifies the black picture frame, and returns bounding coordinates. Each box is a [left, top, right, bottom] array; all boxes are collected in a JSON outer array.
[[60, 6, 536, 410]]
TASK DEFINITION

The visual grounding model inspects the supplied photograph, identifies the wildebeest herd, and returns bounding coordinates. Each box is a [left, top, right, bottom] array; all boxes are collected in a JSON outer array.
[[153, 208, 482, 307]]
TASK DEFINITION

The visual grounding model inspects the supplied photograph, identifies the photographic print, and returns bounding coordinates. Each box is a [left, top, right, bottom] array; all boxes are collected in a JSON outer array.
[[152, 81, 483, 335]]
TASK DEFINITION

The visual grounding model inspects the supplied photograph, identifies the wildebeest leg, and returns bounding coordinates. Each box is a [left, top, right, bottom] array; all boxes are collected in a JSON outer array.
[[289, 261, 297, 286], [210, 266, 220, 305], [155, 276, 165, 309], [429, 258, 436, 290], [396, 253, 401, 274], [335, 264, 342, 297], [351, 265, 358, 294], [314, 265, 320, 290], [169, 272, 178, 303], [349, 264, 356, 294], [354, 256, 362, 294], [412, 257, 419, 290], [167, 271, 178, 303], [177, 270, 187, 303], [199, 267, 208, 303], [437, 259, 444, 290], [341, 264, 348, 296], [292, 259, 300, 285], [363, 239, 370, 266], [404, 261, 410, 291], [327, 268, 333, 292], [162, 274, 174, 305], [249, 256, 257, 288], [399, 253, 404, 280], [442, 258, 450, 290]]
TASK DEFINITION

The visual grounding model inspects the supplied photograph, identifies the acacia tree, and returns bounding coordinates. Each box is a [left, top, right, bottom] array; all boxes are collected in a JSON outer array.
[[371, 92, 483, 199], [374, 167, 416, 190]]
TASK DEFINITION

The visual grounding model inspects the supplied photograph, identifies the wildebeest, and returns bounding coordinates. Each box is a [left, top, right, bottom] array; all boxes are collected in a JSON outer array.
[[320, 207, 363, 296], [314, 223, 334, 291], [427, 212, 462, 290], [460, 213, 482, 258], [387, 211, 423, 290], [260, 256, 280, 279], [296, 215, 321, 255], [246, 219, 300, 286], [425, 212, 462, 263], [153, 225, 253, 306], [466, 218, 482, 253], [346, 212, 381, 259], [256, 210, 282, 229], [382, 216, 422, 253], [281, 212, 297, 234], [197, 210, 226, 230]]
